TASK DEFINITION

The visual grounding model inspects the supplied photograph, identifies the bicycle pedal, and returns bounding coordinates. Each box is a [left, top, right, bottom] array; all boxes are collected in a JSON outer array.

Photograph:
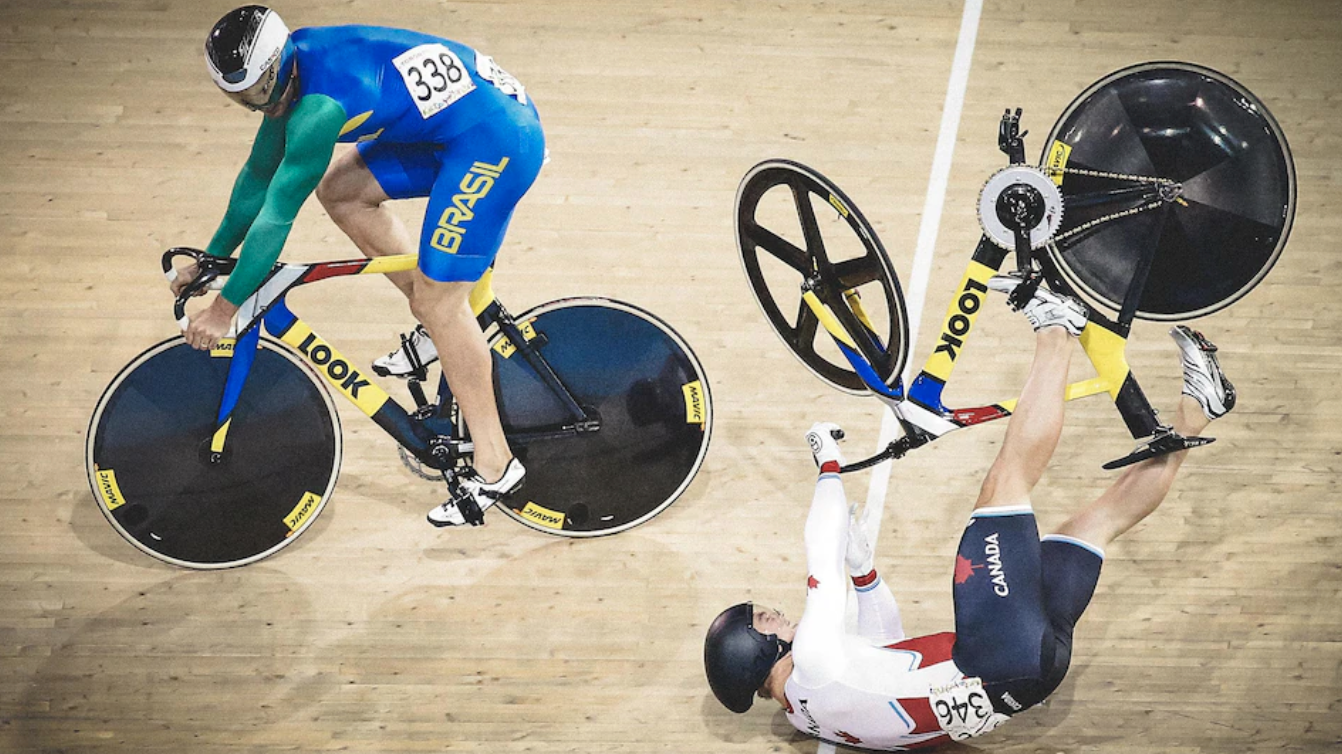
[[1005, 274, 1043, 312], [453, 490, 486, 527], [370, 365, 429, 382], [1102, 431, 1215, 470]]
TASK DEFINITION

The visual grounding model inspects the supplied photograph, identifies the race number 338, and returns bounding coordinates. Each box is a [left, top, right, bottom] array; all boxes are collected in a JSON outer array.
[[393, 44, 476, 119], [928, 677, 1009, 741]]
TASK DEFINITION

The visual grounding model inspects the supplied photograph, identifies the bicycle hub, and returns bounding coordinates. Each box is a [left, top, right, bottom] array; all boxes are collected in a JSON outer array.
[[996, 183, 1047, 232]]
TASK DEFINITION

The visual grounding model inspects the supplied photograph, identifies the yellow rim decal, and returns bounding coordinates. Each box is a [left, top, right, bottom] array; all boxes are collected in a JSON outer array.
[[95, 468, 127, 512], [682, 380, 706, 425], [284, 492, 322, 535], [210, 339, 236, 358], [1045, 140, 1072, 186], [827, 194, 850, 217], [491, 317, 535, 357], [520, 502, 565, 529], [210, 418, 232, 454], [280, 321, 391, 417]]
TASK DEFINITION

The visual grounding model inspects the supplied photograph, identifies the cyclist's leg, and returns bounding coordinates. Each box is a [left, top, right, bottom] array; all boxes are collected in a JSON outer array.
[[952, 325, 1074, 703], [414, 114, 545, 484], [1050, 396, 1210, 550], [974, 327, 1072, 511], [950, 506, 1051, 692], [978, 535, 1103, 715], [316, 143, 439, 298]]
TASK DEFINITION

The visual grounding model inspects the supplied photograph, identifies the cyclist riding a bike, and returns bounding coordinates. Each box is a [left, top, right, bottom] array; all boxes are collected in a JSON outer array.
[[704, 278, 1236, 749], [175, 6, 543, 526]]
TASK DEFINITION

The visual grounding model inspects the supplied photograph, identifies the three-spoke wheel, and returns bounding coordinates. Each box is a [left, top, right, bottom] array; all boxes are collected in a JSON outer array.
[[736, 159, 910, 394]]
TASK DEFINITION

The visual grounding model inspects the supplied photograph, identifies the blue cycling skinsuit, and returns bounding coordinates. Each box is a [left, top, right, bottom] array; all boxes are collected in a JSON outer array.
[[205, 25, 545, 304], [951, 506, 1104, 716]]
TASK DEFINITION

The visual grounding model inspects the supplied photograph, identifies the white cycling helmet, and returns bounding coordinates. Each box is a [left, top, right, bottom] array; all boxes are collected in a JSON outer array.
[[204, 5, 295, 111]]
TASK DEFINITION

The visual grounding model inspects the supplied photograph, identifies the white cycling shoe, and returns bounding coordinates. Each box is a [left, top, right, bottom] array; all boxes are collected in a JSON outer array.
[[427, 458, 526, 527], [986, 275, 1089, 336], [1170, 325, 1236, 420], [372, 325, 439, 378], [805, 422, 846, 469]]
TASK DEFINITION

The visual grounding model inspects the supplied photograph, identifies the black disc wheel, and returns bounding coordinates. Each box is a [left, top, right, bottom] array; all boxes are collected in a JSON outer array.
[[1040, 62, 1295, 320], [486, 299, 710, 536], [736, 159, 910, 394], [87, 338, 341, 568]]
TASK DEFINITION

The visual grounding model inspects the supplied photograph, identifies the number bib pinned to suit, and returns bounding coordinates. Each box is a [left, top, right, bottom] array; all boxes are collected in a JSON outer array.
[[928, 677, 1010, 741], [393, 43, 475, 119]]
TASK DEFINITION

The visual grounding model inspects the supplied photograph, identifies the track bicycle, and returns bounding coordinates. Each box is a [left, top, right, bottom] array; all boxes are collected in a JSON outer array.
[[87, 251, 712, 569], [736, 62, 1294, 470]]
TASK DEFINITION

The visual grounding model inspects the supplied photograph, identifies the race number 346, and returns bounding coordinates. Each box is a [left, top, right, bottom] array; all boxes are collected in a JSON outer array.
[[928, 678, 1008, 741], [393, 43, 476, 119]]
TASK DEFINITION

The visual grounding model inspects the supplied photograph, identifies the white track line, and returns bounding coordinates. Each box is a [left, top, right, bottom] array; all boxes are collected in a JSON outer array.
[[862, 0, 982, 553]]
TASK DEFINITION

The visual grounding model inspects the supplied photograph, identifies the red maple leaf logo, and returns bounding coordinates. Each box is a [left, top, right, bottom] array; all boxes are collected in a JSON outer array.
[[807, 575, 820, 590], [953, 554, 983, 585], [836, 730, 862, 744]]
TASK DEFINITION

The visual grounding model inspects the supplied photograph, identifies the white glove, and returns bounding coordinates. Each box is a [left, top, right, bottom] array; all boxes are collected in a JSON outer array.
[[805, 422, 846, 467], [845, 503, 875, 576]]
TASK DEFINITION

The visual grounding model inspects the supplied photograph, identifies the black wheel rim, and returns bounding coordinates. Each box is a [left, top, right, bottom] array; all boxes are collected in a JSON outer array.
[[489, 300, 710, 536], [736, 159, 909, 392], [1041, 62, 1295, 321], [87, 339, 340, 568]]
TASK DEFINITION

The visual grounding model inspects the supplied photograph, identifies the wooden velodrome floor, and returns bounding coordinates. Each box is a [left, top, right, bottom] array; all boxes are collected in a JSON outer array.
[[2, 1, 1339, 752]]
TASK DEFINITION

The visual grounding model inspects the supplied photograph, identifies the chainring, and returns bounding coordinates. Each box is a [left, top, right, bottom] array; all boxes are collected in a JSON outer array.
[[977, 165, 1065, 250]]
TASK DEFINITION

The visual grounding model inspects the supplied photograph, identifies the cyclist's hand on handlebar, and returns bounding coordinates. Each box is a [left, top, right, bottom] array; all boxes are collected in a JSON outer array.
[[184, 295, 239, 351], [170, 261, 205, 298]]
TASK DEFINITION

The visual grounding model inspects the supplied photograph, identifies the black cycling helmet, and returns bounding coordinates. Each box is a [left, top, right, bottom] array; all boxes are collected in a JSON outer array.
[[703, 602, 792, 713]]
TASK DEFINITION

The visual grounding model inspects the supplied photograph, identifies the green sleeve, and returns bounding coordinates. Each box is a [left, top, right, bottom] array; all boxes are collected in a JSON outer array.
[[204, 116, 286, 259], [217, 95, 347, 305]]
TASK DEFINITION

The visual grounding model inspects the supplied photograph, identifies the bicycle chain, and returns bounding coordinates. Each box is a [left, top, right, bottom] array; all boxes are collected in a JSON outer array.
[[1043, 165, 1177, 186], [1042, 166, 1181, 244]]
